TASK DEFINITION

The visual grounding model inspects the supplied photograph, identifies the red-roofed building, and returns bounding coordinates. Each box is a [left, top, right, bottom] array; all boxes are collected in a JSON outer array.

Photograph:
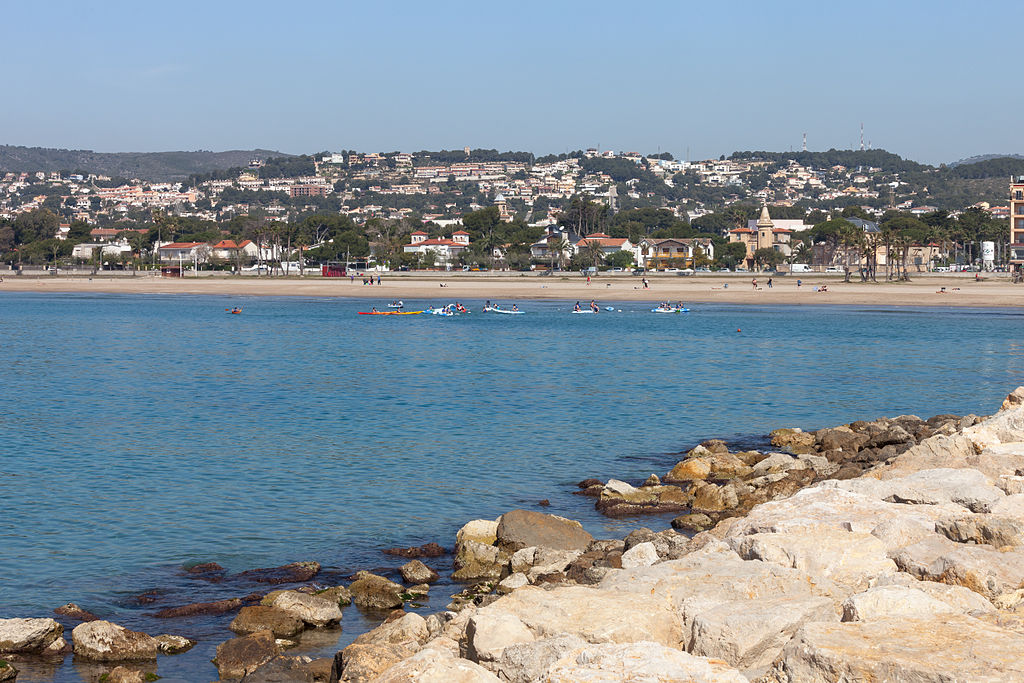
[[575, 234, 633, 259], [158, 242, 207, 262], [211, 239, 258, 260], [403, 231, 471, 266]]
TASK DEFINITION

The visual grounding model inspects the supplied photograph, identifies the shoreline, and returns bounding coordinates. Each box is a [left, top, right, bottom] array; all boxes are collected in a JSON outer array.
[[5, 395, 1023, 681], [1, 272, 1021, 308]]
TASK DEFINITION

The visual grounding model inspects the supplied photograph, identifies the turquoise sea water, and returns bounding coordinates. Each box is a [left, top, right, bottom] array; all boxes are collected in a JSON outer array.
[[2, 292, 1023, 681]]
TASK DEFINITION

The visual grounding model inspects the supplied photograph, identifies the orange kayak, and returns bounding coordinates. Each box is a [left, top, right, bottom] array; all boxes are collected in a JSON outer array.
[[358, 310, 423, 316]]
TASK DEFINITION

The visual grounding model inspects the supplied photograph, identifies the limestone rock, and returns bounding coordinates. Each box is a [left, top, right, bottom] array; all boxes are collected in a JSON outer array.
[[494, 635, 586, 683], [770, 428, 818, 455], [690, 481, 739, 513], [103, 666, 150, 683], [620, 541, 659, 569], [398, 560, 439, 585], [935, 515, 1024, 548], [750, 452, 801, 477], [841, 585, 958, 621], [154, 633, 195, 654], [495, 510, 593, 553], [666, 458, 711, 482], [496, 573, 529, 595], [466, 612, 535, 663], [730, 529, 896, 588], [71, 620, 158, 662], [214, 630, 280, 681], [761, 616, 1024, 682], [229, 606, 304, 638], [313, 585, 352, 608], [0, 618, 64, 654], [672, 512, 714, 532], [1000, 386, 1024, 411], [241, 655, 334, 682], [0, 660, 16, 683], [542, 641, 748, 682], [353, 612, 428, 649], [816, 427, 869, 453], [370, 638, 500, 682], [340, 642, 414, 681], [475, 585, 681, 647], [456, 519, 499, 546], [349, 574, 405, 610], [453, 540, 504, 582], [704, 453, 753, 479], [685, 593, 837, 670], [266, 590, 343, 627], [597, 481, 692, 516], [873, 573, 996, 613], [892, 534, 1024, 600], [840, 467, 1005, 512]]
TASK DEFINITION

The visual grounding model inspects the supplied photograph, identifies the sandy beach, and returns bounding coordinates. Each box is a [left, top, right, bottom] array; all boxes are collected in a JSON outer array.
[[1, 271, 1021, 308]]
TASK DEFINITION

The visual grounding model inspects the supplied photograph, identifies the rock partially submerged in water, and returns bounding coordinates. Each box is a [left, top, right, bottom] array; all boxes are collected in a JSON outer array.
[[0, 618, 65, 656], [399, 560, 440, 585], [263, 590, 343, 628], [349, 573, 405, 610], [71, 620, 158, 662], [53, 603, 98, 622], [0, 660, 15, 683], [153, 597, 243, 619], [213, 629, 279, 680], [229, 606, 304, 639], [382, 542, 446, 559], [236, 561, 321, 585]]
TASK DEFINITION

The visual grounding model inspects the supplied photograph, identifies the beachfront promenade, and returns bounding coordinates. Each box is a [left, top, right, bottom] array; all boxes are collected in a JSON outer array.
[[0, 270, 1018, 308]]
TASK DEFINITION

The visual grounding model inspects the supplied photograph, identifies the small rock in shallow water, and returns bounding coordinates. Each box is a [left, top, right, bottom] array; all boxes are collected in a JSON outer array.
[[229, 606, 304, 638], [399, 560, 439, 585], [153, 597, 242, 619], [155, 633, 195, 654], [72, 620, 158, 661], [382, 542, 446, 559], [213, 629, 279, 681], [54, 602, 98, 622], [236, 561, 321, 585]]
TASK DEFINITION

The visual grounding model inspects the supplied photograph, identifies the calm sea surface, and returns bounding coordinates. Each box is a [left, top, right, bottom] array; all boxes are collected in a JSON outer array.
[[2, 292, 1023, 681]]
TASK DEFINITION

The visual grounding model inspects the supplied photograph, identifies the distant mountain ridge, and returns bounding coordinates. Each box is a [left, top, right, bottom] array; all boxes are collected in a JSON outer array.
[[948, 153, 1024, 167], [0, 145, 293, 182]]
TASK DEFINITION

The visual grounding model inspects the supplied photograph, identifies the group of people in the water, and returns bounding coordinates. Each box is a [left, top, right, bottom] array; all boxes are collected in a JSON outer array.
[[483, 300, 518, 312], [657, 301, 686, 309], [573, 300, 601, 312]]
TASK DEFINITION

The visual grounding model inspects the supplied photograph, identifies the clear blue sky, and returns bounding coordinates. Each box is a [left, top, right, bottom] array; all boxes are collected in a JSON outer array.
[[4, 0, 1018, 165]]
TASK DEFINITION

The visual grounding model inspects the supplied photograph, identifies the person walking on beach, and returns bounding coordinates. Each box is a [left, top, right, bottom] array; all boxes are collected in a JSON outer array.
[[642, 277, 649, 289], [797, 279, 802, 288], [377, 275, 381, 285], [767, 277, 773, 289], [752, 278, 757, 289]]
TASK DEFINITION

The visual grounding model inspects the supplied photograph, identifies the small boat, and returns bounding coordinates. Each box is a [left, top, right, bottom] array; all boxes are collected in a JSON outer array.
[[426, 307, 457, 316], [386, 301, 404, 309], [651, 306, 690, 314], [484, 306, 523, 315], [571, 309, 596, 314], [358, 310, 423, 316], [226, 307, 243, 315]]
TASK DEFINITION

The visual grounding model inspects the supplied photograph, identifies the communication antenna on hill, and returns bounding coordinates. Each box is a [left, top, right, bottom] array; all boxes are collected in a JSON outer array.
[[802, 133, 807, 152], [860, 123, 865, 151]]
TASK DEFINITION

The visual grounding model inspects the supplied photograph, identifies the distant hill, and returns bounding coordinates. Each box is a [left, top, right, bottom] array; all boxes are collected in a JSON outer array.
[[0, 145, 293, 182], [949, 153, 1024, 167]]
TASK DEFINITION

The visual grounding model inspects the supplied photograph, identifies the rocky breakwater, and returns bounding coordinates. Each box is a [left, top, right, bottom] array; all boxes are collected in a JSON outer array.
[[312, 387, 1024, 681], [580, 411, 981, 533]]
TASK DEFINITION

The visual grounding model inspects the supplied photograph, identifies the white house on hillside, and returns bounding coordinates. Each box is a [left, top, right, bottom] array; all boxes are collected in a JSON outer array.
[[403, 231, 471, 265]]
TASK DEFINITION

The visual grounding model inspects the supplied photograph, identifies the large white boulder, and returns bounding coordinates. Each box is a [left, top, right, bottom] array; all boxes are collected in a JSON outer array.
[[0, 618, 64, 655], [371, 637, 499, 682], [474, 585, 682, 648], [840, 585, 958, 622], [540, 641, 748, 682], [465, 612, 535, 664], [72, 620, 158, 661], [761, 615, 1024, 682], [729, 529, 896, 588], [836, 467, 1005, 513], [891, 534, 1024, 600], [266, 590, 342, 627]]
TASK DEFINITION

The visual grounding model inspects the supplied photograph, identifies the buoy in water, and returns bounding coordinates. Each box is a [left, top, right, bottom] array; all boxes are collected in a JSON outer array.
[[737, 328, 741, 332]]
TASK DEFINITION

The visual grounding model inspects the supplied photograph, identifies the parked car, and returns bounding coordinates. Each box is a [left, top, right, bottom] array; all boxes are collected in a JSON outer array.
[[790, 263, 813, 273], [825, 266, 845, 273]]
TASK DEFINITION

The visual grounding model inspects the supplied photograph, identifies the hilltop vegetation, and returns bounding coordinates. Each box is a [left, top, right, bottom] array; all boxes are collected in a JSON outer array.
[[0, 145, 292, 182]]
